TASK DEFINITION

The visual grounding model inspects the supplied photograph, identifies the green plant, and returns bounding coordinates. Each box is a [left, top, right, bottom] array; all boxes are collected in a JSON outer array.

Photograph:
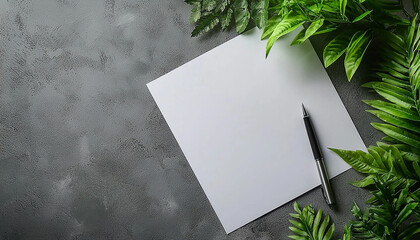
[[185, 0, 420, 239], [289, 202, 351, 240], [349, 174, 420, 240], [186, 0, 411, 81], [290, 174, 420, 240], [324, 16, 420, 239], [185, 0, 269, 36], [292, 15, 420, 238]]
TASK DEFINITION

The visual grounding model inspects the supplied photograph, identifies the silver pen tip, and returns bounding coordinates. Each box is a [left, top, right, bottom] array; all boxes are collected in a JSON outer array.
[[302, 104, 308, 116]]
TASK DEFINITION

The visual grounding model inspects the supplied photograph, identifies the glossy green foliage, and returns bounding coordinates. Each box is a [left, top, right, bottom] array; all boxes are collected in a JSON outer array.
[[187, 0, 410, 81], [187, 0, 269, 36], [289, 16, 420, 240], [362, 18, 420, 154], [288, 202, 342, 240], [330, 143, 420, 182], [350, 175, 420, 240], [187, 1, 420, 239]]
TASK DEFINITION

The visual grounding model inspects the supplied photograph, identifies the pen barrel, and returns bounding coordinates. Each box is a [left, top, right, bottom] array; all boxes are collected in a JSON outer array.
[[316, 159, 335, 205], [303, 116, 322, 160]]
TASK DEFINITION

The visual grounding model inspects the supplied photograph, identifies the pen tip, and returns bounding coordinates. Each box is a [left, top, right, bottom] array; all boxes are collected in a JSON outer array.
[[302, 104, 308, 116]]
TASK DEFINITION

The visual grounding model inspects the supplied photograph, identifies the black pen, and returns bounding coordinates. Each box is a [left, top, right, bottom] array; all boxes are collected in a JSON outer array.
[[302, 104, 335, 206]]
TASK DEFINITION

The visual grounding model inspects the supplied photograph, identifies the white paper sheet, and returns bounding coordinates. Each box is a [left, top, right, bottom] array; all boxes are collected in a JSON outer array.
[[147, 28, 365, 233]]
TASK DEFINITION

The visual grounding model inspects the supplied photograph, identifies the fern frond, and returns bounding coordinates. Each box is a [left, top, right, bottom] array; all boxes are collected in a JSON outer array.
[[330, 144, 420, 181], [191, 14, 220, 37], [350, 174, 420, 240], [288, 202, 335, 240], [362, 17, 420, 154]]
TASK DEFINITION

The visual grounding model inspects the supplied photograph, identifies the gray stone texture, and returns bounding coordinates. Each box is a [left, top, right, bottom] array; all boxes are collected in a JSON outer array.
[[0, 0, 382, 239]]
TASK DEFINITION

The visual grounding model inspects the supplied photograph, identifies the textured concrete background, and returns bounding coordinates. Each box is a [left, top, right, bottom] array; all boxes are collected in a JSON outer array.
[[0, 0, 381, 239]]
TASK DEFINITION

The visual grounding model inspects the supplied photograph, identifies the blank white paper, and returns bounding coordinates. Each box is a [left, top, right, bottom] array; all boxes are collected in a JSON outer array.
[[147, 28, 365, 233]]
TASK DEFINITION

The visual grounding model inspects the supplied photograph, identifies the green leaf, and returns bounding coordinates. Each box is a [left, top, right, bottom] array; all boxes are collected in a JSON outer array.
[[289, 227, 309, 236], [372, 84, 414, 109], [318, 215, 330, 240], [288, 235, 308, 240], [313, 22, 338, 36], [344, 31, 372, 81], [215, 0, 230, 12], [371, 123, 420, 149], [184, 0, 200, 4], [312, 209, 322, 238], [407, 15, 417, 49], [363, 100, 420, 121], [395, 202, 418, 227], [203, 0, 216, 11], [266, 12, 305, 57], [367, 110, 420, 133], [289, 219, 305, 230], [323, 31, 353, 67], [352, 10, 372, 22], [261, 15, 283, 39], [339, 0, 347, 16], [351, 174, 376, 187], [233, 0, 251, 33], [221, 8, 233, 30], [294, 202, 301, 213], [398, 221, 420, 240], [190, 3, 201, 23], [250, 0, 268, 29], [191, 14, 220, 37], [329, 148, 386, 174], [395, 184, 409, 211], [288, 203, 335, 240], [291, 18, 324, 45], [291, 30, 306, 46], [323, 223, 335, 240]]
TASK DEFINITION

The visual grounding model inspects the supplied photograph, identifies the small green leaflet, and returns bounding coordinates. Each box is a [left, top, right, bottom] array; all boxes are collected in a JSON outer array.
[[367, 110, 420, 133], [202, 0, 216, 11], [266, 12, 306, 57], [323, 30, 354, 68], [363, 99, 420, 121], [261, 15, 283, 39], [251, 0, 269, 29], [215, 0, 230, 12], [350, 175, 376, 187], [190, 2, 201, 23], [353, 10, 373, 22], [339, 0, 347, 16], [344, 31, 372, 81], [371, 123, 420, 149], [329, 148, 385, 174], [191, 14, 220, 37], [221, 8, 233, 30], [407, 15, 417, 48], [312, 22, 338, 36], [288, 203, 336, 240], [233, 0, 251, 33], [373, 84, 414, 109], [291, 18, 324, 45]]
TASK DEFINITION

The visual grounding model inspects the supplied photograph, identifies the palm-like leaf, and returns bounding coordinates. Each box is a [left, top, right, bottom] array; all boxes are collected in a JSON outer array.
[[350, 174, 420, 240], [331, 143, 420, 182], [362, 17, 420, 153], [288, 202, 336, 240]]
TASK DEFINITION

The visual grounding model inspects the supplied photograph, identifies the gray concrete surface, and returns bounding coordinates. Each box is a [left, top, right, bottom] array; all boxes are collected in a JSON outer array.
[[0, 1, 381, 239]]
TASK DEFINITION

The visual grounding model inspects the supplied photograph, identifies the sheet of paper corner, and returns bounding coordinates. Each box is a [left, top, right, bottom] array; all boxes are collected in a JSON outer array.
[[147, 27, 366, 234]]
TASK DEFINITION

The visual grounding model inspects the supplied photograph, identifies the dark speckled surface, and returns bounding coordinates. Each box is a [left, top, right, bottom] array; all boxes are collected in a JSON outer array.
[[0, 1, 381, 239]]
